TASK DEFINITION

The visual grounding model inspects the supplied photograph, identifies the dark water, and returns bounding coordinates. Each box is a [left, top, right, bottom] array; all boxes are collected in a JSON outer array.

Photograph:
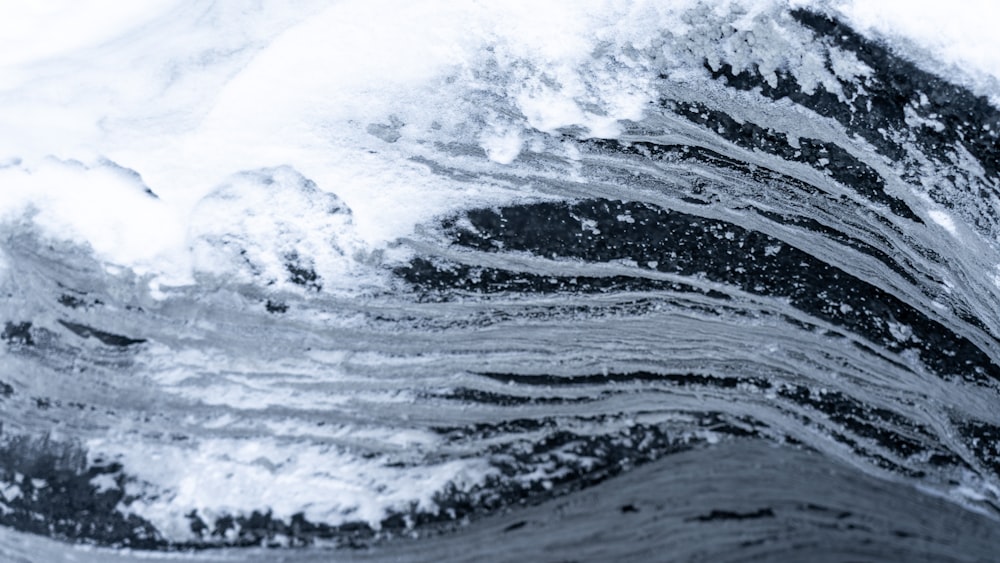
[[2, 6, 1000, 562]]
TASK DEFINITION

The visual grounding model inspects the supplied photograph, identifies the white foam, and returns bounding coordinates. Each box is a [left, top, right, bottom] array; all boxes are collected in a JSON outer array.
[[187, 166, 372, 293], [831, 0, 1000, 105], [3, 2, 1000, 535], [0, 158, 191, 283], [1, 0, 996, 292], [0, 1, 182, 68], [0, 1, 681, 291], [88, 436, 496, 541], [928, 209, 959, 236]]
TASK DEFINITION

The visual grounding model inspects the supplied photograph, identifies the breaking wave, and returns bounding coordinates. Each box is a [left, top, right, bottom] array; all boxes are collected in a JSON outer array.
[[1, 1, 999, 560]]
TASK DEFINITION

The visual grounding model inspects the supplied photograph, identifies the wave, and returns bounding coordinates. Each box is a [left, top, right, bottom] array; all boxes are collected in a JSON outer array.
[[1, 1, 999, 560]]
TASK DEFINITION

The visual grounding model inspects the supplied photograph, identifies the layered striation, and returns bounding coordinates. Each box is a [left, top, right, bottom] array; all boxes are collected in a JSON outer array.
[[1, 1, 999, 560]]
